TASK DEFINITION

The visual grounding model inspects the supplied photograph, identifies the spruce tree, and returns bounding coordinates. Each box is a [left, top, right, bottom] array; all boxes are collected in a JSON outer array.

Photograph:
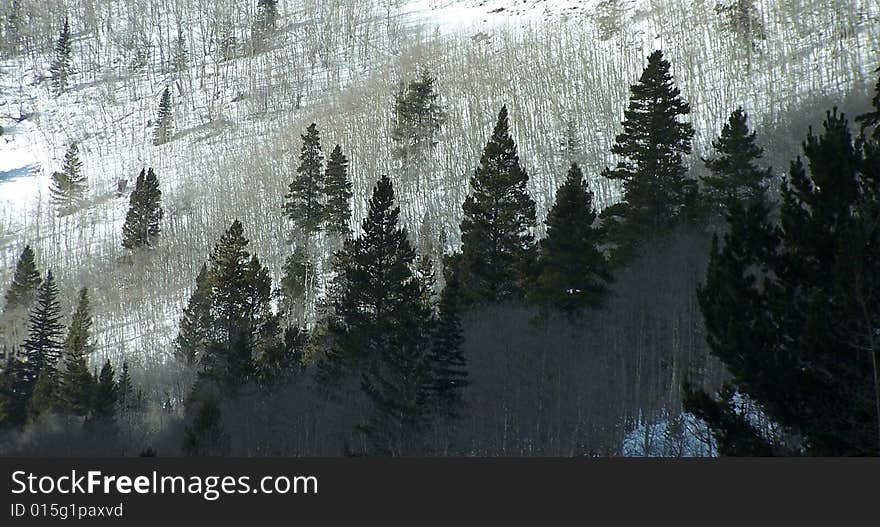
[[199, 220, 281, 390], [4, 0, 22, 54], [391, 68, 446, 193], [2, 245, 41, 313], [531, 163, 612, 313], [183, 394, 229, 456], [1, 245, 41, 359], [322, 144, 353, 237], [121, 168, 164, 250], [117, 362, 144, 414], [49, 17, 72, 94], [49, 143, 87, 212], [173, 28, 188, 73], [279, 246, 316, 326], [255, 0, 279, 34], [319, 176, 434, 454], [90, 359, 117, 424], [59, 288, 95, 416], [21, 271, 65, 387], [701, 107, 772, 217], [414, 255, 437, 310], [601, 50, 695, 259], [684, 108, 880, 455], [174, 264, 213, 367], [856, 65, 880, 142], [456, 105, 537, 306], [284, 123, 325, 236], [26, 367, 57, 423], [427, 259, 468, 419], [255, 325, 307, 389], [153, 87, 173, 145]]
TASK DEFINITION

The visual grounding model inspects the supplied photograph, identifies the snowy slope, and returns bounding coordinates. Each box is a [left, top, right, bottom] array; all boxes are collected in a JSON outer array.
[[0, 0, 878, 387]]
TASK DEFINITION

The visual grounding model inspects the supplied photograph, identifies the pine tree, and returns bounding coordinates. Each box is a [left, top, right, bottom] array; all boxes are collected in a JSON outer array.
[[414, 255, 437, 310], [456, 105, 537, 306], [531, 163, 612, 313], [153, 87, 173, 145], [684, 108, 880, 455], [49, 143, 87, 212], [199, 220, 281, 390], [255, 325, 307, 389], [3, 245, 41, 313], [856, 65, 880, 142], [601, 50, 695, 259], [173, 28, 188, 73], [715, 0, 765, 53], [21, 271, 65, 388], [4, 0, 22, 54], [1, 245, 41, 360], [59, 288, 95, 416], [427, 259, 468, 419], [121, 168, 164, 250], [391, 68, 446, 193], [174, 264, 213, 367], [701, 107, 772, 217], [117, 362, 141, 414], [183, 394, 229, 456], [319, 176, 434, 454], [0, 359, 29, 426], [90, 359, 117, 424], [49, 17, 73, 94], [284, 123, 325, 236], [26, 367, 57, 424], [279, 246, 316, 326], [254, 0, 279, 34], [322, 144, 353, 237]]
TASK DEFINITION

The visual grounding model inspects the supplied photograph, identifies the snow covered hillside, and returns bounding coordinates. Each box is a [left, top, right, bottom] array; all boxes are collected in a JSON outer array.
[[0, 0, 878, 394]]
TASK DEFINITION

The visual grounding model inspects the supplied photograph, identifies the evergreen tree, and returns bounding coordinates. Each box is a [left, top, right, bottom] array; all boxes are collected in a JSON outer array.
[[21, 271, 64, 388], [26, 367, 57, 424], [391, 68, 446, 193], [427, 259, 468, 418], [117, 362, 142, 414], [455, 105, 537, 306], [174, 264, 213, 367], [1, 245, 41, 360], [715, 0, 765, 53], [254, 0, 279, 34], [199, 220, 281, 390], [531, 163, 612, 313], [284, 123, 325, 236], [701, 107, 772, 216], [255, 325, 307, 389], [182, 394, 229, 456], [4, 0, 22, 54], [414, 255, 437, 310], [3, 245, 41, 313], [153, 87, 173, 145], [322, 144, 353, 237], [61, 288, 93, 358], [173, 28, 188, 73], [319, 176, 434, 454], [121, 168, 164, 250], [601, 50, 695, 259], [279, 246, 316, 326], [49, 17, 73, 94], [0, 359, 28, 426], [50, 143, 87, 211], [856, 65, 880, 142], [685, 108, 880, 455], [58, 288, 95, 416], [90, 359, 117, 424]]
